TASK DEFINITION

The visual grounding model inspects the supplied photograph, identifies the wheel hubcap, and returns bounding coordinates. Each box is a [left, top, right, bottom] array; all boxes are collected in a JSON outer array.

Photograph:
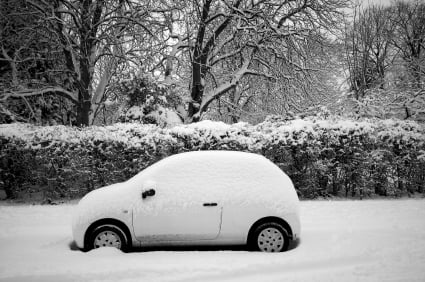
[[94, 231, 122, 249], [257, 227, 284, 252]]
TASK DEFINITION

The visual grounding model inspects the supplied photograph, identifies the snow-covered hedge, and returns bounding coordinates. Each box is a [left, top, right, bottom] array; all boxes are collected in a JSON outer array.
[[1, 117, 424, 200]]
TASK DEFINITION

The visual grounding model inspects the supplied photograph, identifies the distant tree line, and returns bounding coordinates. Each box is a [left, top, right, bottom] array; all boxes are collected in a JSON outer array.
[[343, 0, 425, 120], [1, 0, 423, 126]]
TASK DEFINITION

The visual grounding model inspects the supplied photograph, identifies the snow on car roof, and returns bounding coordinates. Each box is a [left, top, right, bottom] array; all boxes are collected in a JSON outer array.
[[129, 150, 300, 215]]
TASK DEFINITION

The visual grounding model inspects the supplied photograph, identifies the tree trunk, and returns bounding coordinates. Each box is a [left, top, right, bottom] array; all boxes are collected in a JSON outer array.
[[76, 100, 91, 126], [411, 63, 422, 89], [76, 87, 92, 126], [186, 0, 212, 123], [188, 100, 202, 122], [188, 57, 205, 122]]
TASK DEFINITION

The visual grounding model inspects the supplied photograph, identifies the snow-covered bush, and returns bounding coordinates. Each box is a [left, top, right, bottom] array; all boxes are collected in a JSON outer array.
[[1, 117, 424, 200], [117, 74, 183, 127]]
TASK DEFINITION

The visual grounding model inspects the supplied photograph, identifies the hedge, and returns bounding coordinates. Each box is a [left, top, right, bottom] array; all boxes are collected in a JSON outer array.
[[0, 116, 424, 201]]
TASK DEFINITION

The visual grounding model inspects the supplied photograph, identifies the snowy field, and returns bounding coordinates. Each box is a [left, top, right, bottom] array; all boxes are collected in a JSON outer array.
[[0, 200, 424, 282]]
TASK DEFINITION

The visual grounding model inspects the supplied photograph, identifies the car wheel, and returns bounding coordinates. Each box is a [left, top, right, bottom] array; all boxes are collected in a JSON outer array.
[[90, 225, 128, 251], [251, 222, 289, 252]]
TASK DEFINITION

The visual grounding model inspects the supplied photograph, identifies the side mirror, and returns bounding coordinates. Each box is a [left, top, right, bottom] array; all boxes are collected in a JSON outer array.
[[142, 189, 156, 199], [142, 180, 156, 199]]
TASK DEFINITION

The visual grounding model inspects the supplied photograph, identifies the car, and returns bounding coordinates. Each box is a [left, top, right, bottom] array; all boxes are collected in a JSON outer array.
[[72, 151, 300, 253]]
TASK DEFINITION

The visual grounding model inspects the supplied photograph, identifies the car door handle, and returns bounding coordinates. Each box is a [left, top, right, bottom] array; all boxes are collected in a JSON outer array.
[[203, 203, 217, 207]]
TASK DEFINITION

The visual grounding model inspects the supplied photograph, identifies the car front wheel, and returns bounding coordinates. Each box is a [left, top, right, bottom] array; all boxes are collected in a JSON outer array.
[[90, 225, 128, 251], [251, 222, 289, 252]]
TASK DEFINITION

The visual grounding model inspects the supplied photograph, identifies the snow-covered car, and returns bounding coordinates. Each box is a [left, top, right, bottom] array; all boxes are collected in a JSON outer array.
[[72, 151, 300, 253]]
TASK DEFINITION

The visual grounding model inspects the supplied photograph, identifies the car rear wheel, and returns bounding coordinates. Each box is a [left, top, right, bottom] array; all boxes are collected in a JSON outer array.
[[251, 222, 289, 252], [90, 225, 128, 251]]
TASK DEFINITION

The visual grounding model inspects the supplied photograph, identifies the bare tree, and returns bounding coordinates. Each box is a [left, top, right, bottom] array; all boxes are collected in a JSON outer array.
[[161, 0, 347, 122], [391, 0, 425, 89], [344, 3, 395, 99], [209, 37, 344, 125], [0, 0, 168, 125], [1, 0, 349, 125], [340, 1, 425, 121]]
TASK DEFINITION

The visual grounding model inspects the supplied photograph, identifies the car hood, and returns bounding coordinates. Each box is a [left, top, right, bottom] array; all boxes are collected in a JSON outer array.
[[73, 182, 135, 228]]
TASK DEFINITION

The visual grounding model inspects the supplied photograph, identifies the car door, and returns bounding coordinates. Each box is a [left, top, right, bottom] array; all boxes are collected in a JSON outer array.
[[132, 155, 222, 243]]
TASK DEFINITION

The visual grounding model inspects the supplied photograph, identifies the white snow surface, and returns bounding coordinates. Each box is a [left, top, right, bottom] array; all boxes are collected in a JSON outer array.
[[1, 200, 425, 282]]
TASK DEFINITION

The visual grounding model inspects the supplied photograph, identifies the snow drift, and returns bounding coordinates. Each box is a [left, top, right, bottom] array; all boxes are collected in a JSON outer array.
[[1, 200, 424, 281]]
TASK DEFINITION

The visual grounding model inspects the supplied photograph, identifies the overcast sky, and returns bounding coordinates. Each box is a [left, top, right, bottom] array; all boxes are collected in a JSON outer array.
[[370, 0, 393, 4], [345, 0, 396, 15], [362, 0, 395, 6]]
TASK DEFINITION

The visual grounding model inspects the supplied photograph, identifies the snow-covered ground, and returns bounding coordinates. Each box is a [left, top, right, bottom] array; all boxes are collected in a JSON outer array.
[[0, 200, 424, 282]]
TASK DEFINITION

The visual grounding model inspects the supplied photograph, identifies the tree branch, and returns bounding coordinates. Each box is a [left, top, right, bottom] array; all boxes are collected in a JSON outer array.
[[1, 87, 78, 104]]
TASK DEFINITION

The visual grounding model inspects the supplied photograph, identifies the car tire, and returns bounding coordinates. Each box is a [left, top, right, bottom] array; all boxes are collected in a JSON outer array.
[[250, 222, 289, 252], [89, 225, 128, 252]]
